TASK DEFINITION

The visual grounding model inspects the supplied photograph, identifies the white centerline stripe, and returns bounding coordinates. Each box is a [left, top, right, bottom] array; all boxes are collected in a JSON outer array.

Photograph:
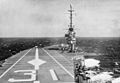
[[43, 49, 74, 78], [49, 69, 58, 81], [0, 49, 32, 79]]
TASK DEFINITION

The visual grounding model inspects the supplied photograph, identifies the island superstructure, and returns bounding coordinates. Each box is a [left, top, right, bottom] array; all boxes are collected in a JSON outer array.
[[65, 4, 76, 53]]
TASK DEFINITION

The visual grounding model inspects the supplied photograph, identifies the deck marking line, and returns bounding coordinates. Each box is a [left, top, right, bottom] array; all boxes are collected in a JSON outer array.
[[43, 49, 74, 78], [49, 69, 58, 81], [8, 70, 36, 82], [28, 47, 46, 70], [0, 48, 32, 79]]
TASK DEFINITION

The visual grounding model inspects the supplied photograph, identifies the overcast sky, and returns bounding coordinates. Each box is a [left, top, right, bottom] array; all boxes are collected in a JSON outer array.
[[0, 0, 120, 37]]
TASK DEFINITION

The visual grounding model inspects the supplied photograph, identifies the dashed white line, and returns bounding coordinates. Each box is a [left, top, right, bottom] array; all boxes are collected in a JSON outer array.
[[43, 49, 74, 78], [49, 69, 58, 81], [0, 49, 32, 79]]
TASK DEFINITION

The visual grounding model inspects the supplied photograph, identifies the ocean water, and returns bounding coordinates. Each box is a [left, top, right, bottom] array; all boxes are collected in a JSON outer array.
[[0, 37, 120, 68]]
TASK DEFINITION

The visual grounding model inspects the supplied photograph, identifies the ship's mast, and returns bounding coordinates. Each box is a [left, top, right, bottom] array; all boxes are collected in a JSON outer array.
[[68, 4, 74, 29], [64, 4, 76, 53]]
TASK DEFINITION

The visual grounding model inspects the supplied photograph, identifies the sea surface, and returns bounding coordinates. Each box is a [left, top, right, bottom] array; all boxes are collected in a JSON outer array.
[[0, 37, 120, 69]]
